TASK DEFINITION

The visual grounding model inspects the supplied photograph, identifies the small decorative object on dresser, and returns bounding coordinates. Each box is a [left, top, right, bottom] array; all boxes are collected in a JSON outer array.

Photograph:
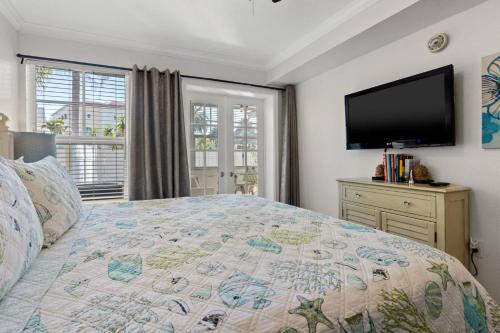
[[337, 178, 470, 268], [372, 164, 385, 181], [413, 164, 431, 183]]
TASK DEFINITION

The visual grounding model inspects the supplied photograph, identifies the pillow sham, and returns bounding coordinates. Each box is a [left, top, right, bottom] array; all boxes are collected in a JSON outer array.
[[0, 160, 43, 301], [6, 156, 82, 247]]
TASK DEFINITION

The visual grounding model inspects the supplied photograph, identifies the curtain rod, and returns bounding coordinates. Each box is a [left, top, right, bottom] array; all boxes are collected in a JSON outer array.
[[16, 53, 286, 92]]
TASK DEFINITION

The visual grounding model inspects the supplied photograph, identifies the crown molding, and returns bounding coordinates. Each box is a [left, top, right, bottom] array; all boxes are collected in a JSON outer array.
[[19, 21, 268, 71], [265, 0, 380, 69], [0, 0, 23, 30]]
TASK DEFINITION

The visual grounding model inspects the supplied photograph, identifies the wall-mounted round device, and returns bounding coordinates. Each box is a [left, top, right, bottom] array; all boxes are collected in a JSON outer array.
[[427, 33, 449, 53]]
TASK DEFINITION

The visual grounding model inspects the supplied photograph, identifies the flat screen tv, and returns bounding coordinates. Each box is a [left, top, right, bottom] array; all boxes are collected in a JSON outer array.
[[345, 65, 455, 150]]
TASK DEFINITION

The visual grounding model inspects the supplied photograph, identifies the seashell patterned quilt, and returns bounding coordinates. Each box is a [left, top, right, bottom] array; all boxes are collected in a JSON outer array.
[[7, 195, 500, 332]]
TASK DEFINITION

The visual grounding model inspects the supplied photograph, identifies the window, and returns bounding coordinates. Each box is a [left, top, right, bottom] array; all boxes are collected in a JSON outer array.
[[233, 104, 258, 168], [31, 64, 127, 200], [232, 104, 259, 195], [190, 103, 219, 168]]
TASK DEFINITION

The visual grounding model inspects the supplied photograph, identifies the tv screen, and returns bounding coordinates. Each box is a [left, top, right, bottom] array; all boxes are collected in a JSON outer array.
[[345, 65, 454, 149]]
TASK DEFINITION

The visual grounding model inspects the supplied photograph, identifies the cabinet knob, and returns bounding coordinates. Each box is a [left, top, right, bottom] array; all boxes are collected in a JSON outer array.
[[355, 193, 361, 198], [403, 201, 411, 206]]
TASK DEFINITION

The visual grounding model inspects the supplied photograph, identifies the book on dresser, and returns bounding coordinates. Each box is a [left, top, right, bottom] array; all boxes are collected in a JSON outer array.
[[337, 178, 470, 268], [382, 153, 418, 183]]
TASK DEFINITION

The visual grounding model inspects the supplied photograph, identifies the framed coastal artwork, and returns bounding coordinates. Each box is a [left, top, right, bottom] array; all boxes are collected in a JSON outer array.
[[482, 52, 500, 148]]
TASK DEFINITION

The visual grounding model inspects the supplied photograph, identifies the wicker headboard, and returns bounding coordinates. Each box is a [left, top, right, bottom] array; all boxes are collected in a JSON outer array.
[[0, 113, 14, 159]]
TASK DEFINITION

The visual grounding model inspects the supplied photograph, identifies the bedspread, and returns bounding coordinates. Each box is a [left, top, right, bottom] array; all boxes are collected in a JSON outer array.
[[5, 195, 499, 332]]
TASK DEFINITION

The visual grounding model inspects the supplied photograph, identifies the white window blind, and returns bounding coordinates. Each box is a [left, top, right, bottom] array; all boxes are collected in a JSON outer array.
[[32, 64, 128, 200]]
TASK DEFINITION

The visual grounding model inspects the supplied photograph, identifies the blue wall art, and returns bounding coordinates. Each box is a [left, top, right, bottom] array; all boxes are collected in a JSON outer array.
[[482, 52, 500, 147]]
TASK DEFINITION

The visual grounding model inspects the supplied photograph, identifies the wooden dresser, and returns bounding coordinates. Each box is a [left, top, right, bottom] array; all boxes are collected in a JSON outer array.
[[337, 178, 470, 267]]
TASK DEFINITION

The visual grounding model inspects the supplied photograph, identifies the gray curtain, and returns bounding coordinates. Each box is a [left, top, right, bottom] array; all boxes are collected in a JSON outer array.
[[129, 65, 190, 200], [279, 85, 300, 206]]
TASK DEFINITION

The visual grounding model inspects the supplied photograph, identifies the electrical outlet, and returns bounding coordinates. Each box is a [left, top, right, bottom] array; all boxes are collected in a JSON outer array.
[[470, 238, 480, 251]]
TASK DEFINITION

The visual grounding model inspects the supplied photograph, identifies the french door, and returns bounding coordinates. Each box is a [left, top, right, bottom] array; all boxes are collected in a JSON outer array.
[[188, 95, 264, 197]]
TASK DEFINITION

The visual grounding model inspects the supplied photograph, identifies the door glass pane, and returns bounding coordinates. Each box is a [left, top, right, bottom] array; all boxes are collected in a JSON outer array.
[[192, 105, 205, 124], [231, 104, 258, 196], [233, 137, 245, 150], [247, 138, 258, 150], [247, 152, 258, 166], [234, 151, 245, 167], [247, 128, 258, 137], [247, 109, 257, 127], [190, 103, 219, 196]]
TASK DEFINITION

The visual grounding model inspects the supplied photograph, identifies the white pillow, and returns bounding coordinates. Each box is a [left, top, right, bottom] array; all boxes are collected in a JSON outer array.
[[6, 156, 82, 247], [0, 160, 43, 300]]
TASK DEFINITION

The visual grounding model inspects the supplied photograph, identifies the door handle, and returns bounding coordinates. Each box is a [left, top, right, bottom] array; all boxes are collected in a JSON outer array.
[[220, 171, 225, 178]]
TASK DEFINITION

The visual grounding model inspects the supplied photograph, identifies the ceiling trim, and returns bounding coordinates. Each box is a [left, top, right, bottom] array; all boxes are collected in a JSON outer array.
[[265, 0, 380, 69], [19, 22, 268, 71], [0, 0, 23, 30]]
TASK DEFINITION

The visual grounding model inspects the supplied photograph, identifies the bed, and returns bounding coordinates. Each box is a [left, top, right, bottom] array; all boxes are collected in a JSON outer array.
[[0, 195, 498, 333]]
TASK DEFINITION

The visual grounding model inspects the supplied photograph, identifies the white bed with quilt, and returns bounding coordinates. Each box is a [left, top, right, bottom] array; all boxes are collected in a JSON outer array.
[[0, 157, 499, 333]]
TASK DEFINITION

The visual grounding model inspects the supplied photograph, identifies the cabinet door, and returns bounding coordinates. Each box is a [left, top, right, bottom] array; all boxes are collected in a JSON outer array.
[[342, 203, 381, 229], [381, 212, 436, 247]]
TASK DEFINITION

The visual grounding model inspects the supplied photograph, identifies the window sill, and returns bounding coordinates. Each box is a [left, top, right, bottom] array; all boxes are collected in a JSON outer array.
[[83, 198, 127, 205]]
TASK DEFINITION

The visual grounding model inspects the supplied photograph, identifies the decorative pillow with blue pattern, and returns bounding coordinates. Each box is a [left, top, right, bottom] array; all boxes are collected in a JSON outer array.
[[5, 156, 82, 247], [0, 159, 43, 301]]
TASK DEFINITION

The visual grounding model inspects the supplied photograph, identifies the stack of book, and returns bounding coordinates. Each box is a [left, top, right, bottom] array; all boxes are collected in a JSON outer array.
[[382, 153, 419, 183]]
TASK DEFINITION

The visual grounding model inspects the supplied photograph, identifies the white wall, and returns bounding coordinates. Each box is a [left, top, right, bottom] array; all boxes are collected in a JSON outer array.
[[0, 12, 18, 130], [16, 33, 268, 130], [297, 0, 500, 301]]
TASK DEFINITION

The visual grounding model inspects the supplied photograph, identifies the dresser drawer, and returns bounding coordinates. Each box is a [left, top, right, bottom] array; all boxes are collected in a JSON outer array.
[[344, 185, 435, 218], [381, 212, 436, 246], [342, 203, 380, 229]]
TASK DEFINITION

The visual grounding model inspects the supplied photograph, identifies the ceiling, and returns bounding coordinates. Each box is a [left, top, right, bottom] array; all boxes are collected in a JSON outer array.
[[0, 0, 487, 83], [0, 0, 370, 70]]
